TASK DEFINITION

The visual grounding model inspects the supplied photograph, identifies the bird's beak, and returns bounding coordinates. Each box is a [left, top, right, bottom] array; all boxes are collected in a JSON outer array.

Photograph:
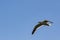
[[48, 21, 53, 23]]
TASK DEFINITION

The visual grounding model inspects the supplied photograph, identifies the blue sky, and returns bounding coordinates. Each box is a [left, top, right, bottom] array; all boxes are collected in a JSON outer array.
[[0, 0, 60, 40]]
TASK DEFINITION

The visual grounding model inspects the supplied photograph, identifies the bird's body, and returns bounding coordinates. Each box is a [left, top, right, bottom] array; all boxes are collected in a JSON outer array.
[[32, 20, 53, 35]]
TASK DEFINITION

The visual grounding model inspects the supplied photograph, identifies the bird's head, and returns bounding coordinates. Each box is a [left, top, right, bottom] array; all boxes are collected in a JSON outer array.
[[43, 20, 53, 26], [43, 20, 53, 23], [47, 21, 53, 26]]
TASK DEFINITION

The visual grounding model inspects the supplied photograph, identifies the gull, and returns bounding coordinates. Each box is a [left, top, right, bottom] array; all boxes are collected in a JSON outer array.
[[32, 20, 53, 35]]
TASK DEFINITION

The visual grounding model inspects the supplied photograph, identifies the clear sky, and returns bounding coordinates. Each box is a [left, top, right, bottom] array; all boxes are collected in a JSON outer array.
[[0, 0, 60, 40]]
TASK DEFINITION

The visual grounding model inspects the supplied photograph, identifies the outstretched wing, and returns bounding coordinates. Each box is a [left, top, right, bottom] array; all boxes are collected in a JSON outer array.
[[32, 23, 42, 35]]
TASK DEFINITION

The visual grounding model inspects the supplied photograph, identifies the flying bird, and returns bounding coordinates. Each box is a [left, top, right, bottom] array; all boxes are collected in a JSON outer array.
[[32, 20, 53, 35]]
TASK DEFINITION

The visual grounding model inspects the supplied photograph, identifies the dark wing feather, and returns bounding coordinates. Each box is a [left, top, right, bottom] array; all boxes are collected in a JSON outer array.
[[32, 23, 42, 35]]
